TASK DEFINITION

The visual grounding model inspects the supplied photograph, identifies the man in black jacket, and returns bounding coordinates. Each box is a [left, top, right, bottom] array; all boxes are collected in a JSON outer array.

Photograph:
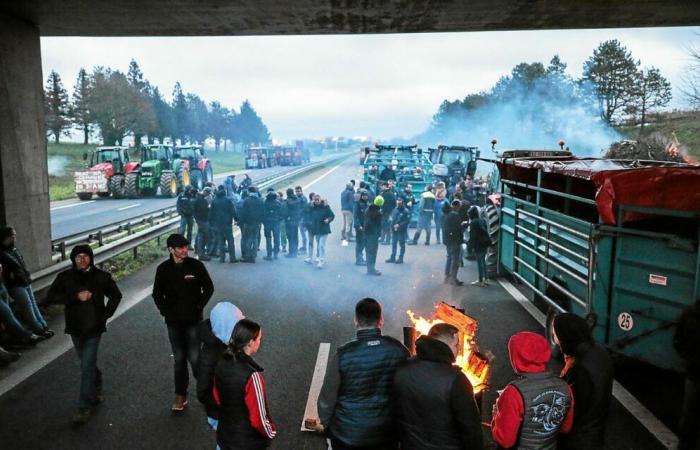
[[177, 186, 196, 244], [443, 200, 468, 286], [46, 244, 122, 426], [318, 298, 409, 449], [353, 190, 370, 266], [263, 189, 283, 260], [153, 233, 214, 412], [393, 323, 483, 450], [193, 188, 212, 261], [284, 188, 302, 258], [239, 186, 265, 263], [210, 186, 238, 263]]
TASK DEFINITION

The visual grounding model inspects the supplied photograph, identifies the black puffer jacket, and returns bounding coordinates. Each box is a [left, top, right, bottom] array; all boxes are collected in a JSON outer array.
[[239, 193, 264, 226], [152, 256, 214, 327], [46, 244, 122, 336], [284, 197, 302, 223], [307, 202, 335, 235], [393, 336, 484, 450], [0, 245, 32, 288], [263, 192, 283, 225], [318, 328, 409, 447]]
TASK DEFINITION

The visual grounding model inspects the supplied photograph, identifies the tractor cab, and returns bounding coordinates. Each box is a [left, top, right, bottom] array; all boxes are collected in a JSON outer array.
[[74, 146, 133, 200], [429, 145, 479, 184], [142, 145, 174, 170], [86, 146, 130, 176]]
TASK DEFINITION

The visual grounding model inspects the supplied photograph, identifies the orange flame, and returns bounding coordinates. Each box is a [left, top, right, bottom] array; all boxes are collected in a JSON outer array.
[[407, 304, 490, 393]]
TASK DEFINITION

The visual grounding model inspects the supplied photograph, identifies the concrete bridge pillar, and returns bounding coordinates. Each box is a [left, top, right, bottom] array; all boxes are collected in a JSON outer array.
[[0, 13, 52, 271]]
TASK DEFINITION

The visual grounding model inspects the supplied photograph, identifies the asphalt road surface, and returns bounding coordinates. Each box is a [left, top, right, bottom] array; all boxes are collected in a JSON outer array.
[[2, 157, 671, 449], [50, 154, 336, 241]]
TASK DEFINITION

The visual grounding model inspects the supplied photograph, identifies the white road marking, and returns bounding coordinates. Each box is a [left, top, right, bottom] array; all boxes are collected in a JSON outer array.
[[302, 162, 344, 190], [301, 342, 331, 431], [497, 278, 678, 449], [117, 203, 141, 211], [50, 200, 95, 211]]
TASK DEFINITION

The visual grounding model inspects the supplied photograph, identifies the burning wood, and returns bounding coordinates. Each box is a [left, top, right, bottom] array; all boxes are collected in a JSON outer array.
[[406, 303, 490, 393]]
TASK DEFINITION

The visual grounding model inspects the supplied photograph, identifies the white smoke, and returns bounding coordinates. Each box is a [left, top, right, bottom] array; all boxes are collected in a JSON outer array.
[[47, 156, 69, 176]]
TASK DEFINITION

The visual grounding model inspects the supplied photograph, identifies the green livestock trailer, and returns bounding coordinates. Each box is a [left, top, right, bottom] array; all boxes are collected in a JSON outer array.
[[494, 149, 700, 372]]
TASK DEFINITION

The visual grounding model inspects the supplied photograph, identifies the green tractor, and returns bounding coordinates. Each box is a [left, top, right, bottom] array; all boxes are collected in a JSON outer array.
[[124, 144, 191, 198]]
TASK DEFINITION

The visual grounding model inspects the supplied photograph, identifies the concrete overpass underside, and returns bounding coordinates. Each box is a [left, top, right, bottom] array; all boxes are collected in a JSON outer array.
[[0, 1, 698, 270]]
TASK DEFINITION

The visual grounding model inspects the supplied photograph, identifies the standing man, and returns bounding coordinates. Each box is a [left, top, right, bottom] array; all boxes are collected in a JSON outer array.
[[239, 186, 264, 263], [193, 187, 212, 261], [365, 199, 384, 276], [380, 183, 396, 245], [318, 298, 409, 449], [393, 323, 483, 450], [443, 200, 468, 286], [353, 190, 370, 266], [263, 188, 283, 261], [177, 185, 196, 244], [284, 188, 302, 258], [409, 185, 436, 246], [340, 183, 355, 241], [386, 197, 411, 264], [46, 244, 122, 426], [153, 234, 214, 412], [210, 185, 238, 263], [296, 186, 309, 255]]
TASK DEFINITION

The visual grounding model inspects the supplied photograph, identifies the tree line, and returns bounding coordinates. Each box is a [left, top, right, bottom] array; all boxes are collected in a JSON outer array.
[[43, 59, 271, 149], [427, 39, 673, 141]]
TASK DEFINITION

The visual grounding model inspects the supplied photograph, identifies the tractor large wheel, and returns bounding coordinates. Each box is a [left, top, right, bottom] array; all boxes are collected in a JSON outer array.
[[190, 169, 203, 191], [109, 174, 126, 199], [124, 172, 141, 198], [176, 166, 190, 192], [204, 163, 213, 183], [77, 192, 93, 201], [160, 172, 178, 198]]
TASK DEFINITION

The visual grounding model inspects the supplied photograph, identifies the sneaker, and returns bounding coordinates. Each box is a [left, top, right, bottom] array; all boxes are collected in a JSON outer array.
[[395, 259, 404, 264], [367, 270, 382, 276], [171, 394, 188, 412], [71, 408, 92, 426], [304, 257, 313, 264], [385, 258, 396, 263], [471, 280, 485, 287], [355, 260, 366, 266], [452, 280, 465, 286], [407, 241, 418, 246], [316, 259, 325, 268], [39, 329, 55, 339]]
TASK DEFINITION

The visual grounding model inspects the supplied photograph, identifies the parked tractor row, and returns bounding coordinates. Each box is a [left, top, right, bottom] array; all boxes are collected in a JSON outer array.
[[245, 141, 310, 169], [73, 144, 213, 200]]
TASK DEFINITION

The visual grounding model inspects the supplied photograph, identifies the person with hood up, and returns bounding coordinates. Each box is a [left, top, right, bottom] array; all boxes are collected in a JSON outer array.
[[239, 173, 253, 192], [553, 314, 613, 450], [386, 197, 411, 264], [364, 199, 384, 276], [210, 185, 238, 263], [153, 233, 215, 413], [393, 323, 483, 450], [214, 318, 277, 449], [340, 183, 355, 241], [0, 227, 54, 339], [467, 206, 491, 287], [46, 244, 122, 426], [262, 189, 283, 261], [491, 331, 574, 449], [239, 186, 265, 263], [353, 189, 370, 266], [305, 194, 335, 268], [196, 302, 246, 431], [409, 185, 436, 246]]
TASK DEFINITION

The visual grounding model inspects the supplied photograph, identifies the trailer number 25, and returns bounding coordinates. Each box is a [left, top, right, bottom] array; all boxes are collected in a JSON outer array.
[[617, 312, 634, 331]]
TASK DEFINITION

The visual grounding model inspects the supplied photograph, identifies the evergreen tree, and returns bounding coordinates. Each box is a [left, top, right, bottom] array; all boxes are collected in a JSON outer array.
[[238, 100, 270, 147], [582, 39, 640, 124], [71, 68, 92, 145], [44, 70, 71, 143], [171, 82, 187, 145], [628, 67, 672, 133]]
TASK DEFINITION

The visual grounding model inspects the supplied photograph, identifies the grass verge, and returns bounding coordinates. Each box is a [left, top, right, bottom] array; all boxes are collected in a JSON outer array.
[[102, 237, 169, 281]]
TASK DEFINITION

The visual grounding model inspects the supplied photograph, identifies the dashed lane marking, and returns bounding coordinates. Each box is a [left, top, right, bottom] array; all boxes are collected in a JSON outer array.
[[302, 162, 344, 191], [50, 200, 95, 211], [301, 342, 331, 432], [497, 278, 678, 450], [117, 203, 141, 211]]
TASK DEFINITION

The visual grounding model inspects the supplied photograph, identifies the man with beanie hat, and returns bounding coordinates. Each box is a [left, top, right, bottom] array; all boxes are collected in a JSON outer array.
[[553, 313, 613, 450], [46, 244, 122, 426], [153, 233, 214, 413], [197, 302, 245, 431], [491, 331, 574, 449]]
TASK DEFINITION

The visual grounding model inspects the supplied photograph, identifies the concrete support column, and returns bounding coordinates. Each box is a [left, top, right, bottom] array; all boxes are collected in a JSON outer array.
[[0, 13, 52, 270]]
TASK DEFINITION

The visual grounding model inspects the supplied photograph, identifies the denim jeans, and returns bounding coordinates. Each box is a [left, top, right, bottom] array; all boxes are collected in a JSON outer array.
[[8, 286, 47, 333], [391, 231, 407, 260], [167, 324, 200, 396], [475, 250, 487, 282], [195, 220, 210, 257], [412, 214, 432, 244], [179, 216, 194, 243], [215, 224, 236, 262], [341, 211, 353, 238], [0, 286, 31, 340], [445, 243, 462, 281], [285, 222, 299, 256], [264, 222, 280, 257], [309, 234, 328, 259], [434, 217, 443, 243], [299, 224, 308, 249], [71, 335, 102, 409]]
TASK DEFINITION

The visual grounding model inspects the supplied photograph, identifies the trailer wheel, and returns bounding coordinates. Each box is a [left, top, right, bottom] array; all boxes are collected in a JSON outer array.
[[545, 309, 563, 361]]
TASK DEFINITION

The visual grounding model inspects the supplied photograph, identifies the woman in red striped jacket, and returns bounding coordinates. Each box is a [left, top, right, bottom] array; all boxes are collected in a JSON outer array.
[[213, 319, 277, 450]]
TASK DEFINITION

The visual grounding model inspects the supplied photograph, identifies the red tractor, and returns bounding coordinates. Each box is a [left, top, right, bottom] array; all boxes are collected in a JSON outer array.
[[174, 145, 213, 190], [74, 146, 139, 200]]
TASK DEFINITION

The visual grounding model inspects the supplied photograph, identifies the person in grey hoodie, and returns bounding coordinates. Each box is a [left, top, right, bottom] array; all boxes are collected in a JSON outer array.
[[197, 302, 246, 431]]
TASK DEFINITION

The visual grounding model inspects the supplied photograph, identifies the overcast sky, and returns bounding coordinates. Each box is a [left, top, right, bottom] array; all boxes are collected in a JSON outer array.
[[41, 27, 698, 142]]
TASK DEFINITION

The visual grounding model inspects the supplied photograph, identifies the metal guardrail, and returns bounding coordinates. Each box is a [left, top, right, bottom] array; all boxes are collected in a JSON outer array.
[[37, 153, 350, 292]]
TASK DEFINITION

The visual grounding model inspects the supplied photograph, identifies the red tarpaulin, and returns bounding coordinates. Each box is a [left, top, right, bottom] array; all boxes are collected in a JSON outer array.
[[497, 157, 700, 225]]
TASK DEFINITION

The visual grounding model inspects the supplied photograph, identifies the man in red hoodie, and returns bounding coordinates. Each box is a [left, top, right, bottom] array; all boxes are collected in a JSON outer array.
[[491, 331, 574, 449]]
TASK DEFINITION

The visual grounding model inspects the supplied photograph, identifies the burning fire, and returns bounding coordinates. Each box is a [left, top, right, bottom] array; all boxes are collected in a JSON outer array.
[[407, 303, 490, 393]]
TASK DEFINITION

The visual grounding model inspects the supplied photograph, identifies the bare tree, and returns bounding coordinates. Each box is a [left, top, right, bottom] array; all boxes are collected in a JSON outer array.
[[681, 34, 700, 107]]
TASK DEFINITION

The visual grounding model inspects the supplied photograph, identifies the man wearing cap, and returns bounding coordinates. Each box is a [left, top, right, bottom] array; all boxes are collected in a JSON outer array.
[[46, 244, 122, 426], [153, 233, 214, 412]]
